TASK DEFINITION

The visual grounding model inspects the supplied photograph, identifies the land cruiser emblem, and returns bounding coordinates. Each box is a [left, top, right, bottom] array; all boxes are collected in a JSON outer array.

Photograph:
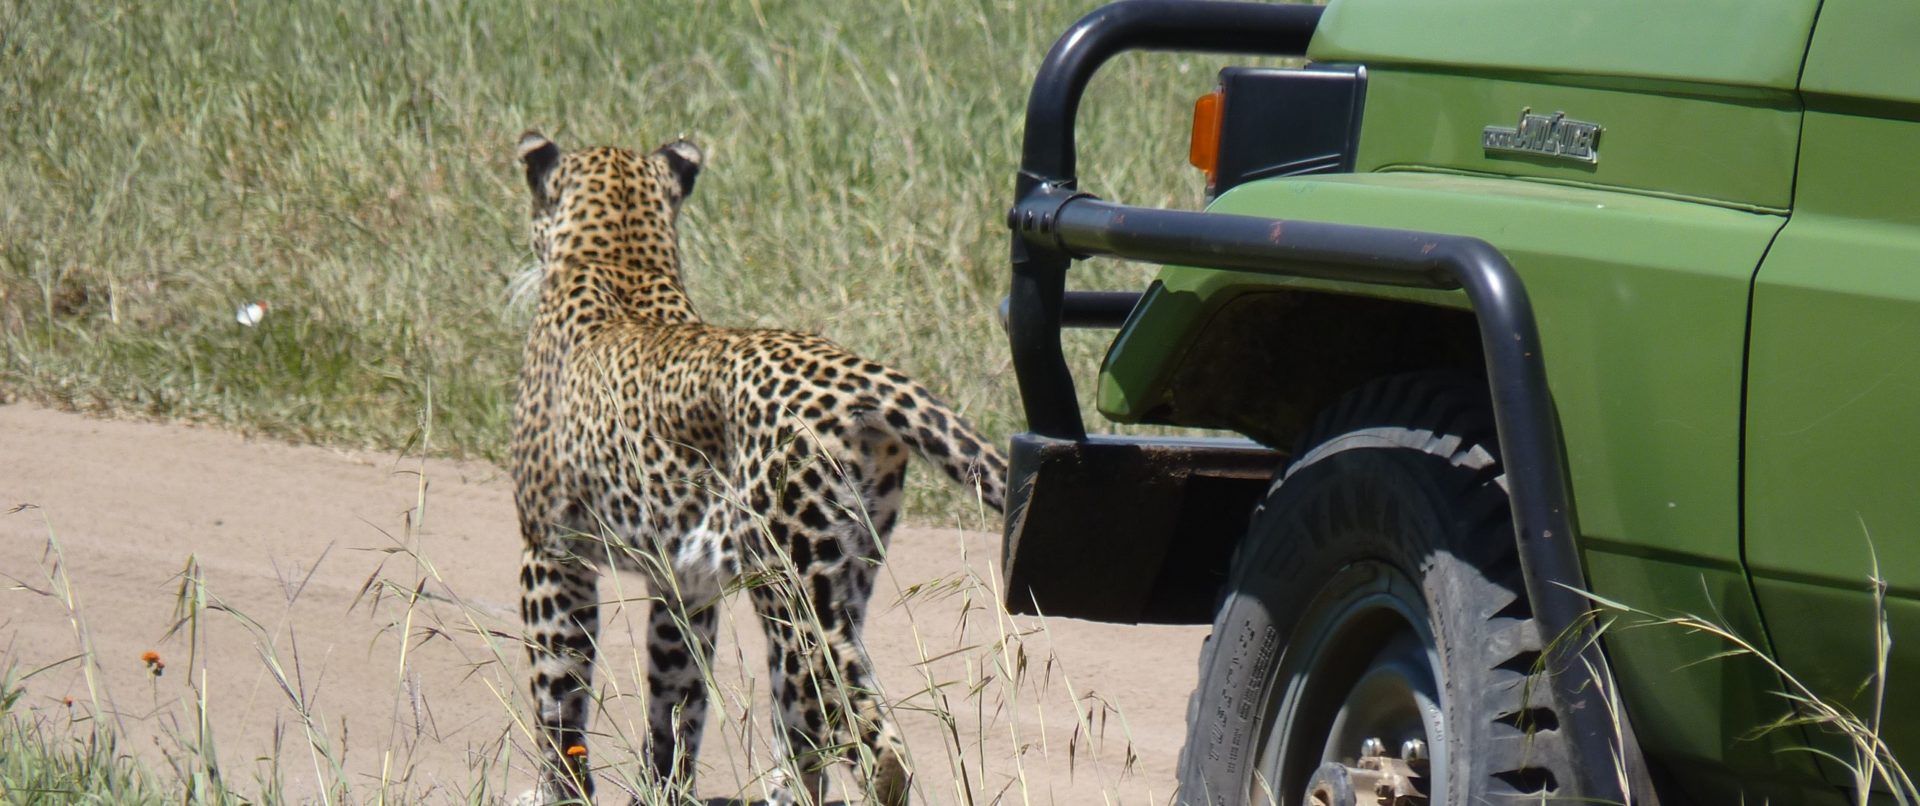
[[1482, 108, 1602, 165]]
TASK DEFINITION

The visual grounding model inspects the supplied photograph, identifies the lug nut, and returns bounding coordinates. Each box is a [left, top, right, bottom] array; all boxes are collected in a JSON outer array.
[[1401, 738, 1427, 761], [1360, 737, 1386, 758]]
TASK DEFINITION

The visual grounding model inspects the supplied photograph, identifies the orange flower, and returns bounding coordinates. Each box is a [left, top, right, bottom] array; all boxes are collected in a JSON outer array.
[[140, 651, 160, 665], [62, 696, 74, 707], [564, 745, 587, 758]]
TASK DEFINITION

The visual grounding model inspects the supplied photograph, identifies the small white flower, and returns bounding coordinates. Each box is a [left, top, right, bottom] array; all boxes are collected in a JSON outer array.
[[235, 301, 268, 326]]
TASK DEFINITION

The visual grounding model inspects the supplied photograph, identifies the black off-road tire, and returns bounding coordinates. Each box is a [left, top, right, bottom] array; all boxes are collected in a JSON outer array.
[[1176, 373, 1582, 805]]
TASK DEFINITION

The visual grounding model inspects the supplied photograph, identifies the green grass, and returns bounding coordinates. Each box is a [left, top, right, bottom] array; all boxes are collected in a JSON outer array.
[[0, 0, 1214, 507], [0, 669, 168, 804]]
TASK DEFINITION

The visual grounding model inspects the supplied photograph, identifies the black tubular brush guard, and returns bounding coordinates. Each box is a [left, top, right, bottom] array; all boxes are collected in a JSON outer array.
[[1002, 1, 1637, 803]]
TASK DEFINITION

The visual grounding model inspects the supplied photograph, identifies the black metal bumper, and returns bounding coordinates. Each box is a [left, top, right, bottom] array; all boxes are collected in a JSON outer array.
[[1003, 433, 1280, 624], [1001, 1, 1631, 802]]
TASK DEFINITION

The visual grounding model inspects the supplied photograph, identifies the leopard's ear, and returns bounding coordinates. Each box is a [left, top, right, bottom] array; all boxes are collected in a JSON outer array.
[[656, 139, 702, 205], [518, 130, 561, 202]]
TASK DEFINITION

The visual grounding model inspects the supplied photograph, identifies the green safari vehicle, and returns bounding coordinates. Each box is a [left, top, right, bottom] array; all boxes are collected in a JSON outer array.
[[997, 1, 1920, 803]]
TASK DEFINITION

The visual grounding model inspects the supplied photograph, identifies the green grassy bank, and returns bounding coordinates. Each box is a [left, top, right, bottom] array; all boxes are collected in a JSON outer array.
[[1, 0, 1208, 486]]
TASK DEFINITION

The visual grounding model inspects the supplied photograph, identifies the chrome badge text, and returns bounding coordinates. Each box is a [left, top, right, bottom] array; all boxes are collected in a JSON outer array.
[[1482, 108, 1602, 165]]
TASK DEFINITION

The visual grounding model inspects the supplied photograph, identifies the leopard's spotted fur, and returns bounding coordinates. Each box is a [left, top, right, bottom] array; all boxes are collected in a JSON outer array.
[[509, 131, 1005, 805]]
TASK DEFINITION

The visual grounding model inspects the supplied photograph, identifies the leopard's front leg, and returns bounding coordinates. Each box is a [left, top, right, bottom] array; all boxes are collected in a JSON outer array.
[[521, 545, 601, 803]]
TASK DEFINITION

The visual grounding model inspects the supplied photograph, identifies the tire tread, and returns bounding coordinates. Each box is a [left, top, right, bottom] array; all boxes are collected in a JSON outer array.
[[1176, 372, 1583, 805]]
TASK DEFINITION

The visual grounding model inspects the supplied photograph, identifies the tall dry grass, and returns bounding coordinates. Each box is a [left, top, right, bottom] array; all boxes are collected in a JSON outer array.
[[1, 437, 1165, 804]]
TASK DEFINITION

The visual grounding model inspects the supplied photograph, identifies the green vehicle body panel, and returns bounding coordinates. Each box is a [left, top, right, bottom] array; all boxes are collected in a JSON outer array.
[[1310, 0, 1816, 97], [1082, 0, 1920, 794], [1800, 0, 1920, 113], [1747, 104, 1920, 778], [1582, 557, 1831, 799], [1349, 71, 1800, 211], [1101, 174, 1778, 574]]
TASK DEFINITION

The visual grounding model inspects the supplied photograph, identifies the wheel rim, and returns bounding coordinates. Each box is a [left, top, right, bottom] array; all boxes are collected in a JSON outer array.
[[1322, 631, 1443, 769], [1252, 561, 1447, 805]]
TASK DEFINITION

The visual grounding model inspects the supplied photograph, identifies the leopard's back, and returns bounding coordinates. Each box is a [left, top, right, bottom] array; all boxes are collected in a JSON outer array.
[[518, 317, 1003, 575]]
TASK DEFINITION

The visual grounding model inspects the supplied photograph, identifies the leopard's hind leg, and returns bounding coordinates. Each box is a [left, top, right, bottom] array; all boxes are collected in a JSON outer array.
[[640, 571, 722, 797], [753, 579, 833, 806], [755, 434, 912, 806], [753, 590, 912, 806]]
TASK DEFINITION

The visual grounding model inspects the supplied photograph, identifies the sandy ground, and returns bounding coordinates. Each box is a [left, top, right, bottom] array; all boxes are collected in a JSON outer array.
[[0, 403, 1207, 805]]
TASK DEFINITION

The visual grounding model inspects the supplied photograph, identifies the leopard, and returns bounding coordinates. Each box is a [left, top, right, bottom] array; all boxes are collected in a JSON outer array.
[[508, 130, 1007, 806]]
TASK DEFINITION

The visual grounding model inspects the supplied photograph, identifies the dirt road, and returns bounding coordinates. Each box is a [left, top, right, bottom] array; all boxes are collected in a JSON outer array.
[[0, 404, 1206, 804]]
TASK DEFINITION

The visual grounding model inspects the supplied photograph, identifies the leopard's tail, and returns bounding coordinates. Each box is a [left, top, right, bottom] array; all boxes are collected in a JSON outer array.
[[865, 379, 1007, 513]]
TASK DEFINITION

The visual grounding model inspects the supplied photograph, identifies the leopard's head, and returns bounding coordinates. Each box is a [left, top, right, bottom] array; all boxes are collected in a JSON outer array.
[[515, 131, 703, 267]]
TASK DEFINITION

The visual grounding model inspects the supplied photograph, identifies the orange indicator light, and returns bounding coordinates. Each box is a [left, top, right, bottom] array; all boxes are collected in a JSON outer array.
[[1189, 90, 1223, 183]]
